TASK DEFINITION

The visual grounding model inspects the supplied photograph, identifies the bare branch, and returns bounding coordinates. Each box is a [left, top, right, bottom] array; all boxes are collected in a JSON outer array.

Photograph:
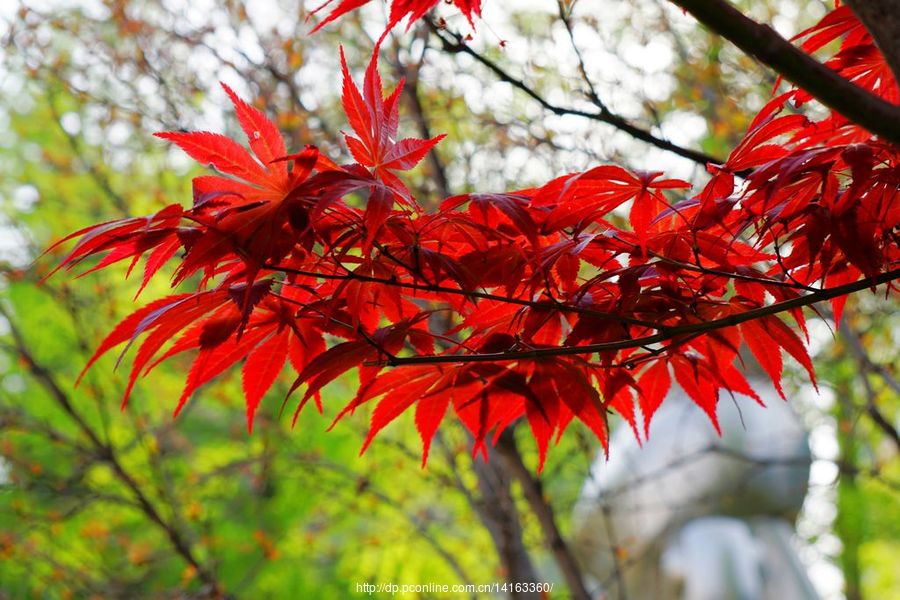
[[427, 20, 723, 168], [669, 0, 900, 145]]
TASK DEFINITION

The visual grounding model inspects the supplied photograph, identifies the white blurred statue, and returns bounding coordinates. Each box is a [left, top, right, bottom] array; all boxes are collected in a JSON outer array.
[[571, 370, 818, 600]]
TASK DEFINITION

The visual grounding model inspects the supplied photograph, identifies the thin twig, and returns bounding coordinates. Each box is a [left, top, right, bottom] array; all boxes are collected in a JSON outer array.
[[427, 19, 723, 168]]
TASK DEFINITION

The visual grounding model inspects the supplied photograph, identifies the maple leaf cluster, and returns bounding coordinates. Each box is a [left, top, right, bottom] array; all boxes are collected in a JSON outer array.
[[47, 2, 899, 470]]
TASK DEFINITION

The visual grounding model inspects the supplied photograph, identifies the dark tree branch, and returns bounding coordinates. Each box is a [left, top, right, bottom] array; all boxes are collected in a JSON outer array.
[[598, 504, 628, 600], [434, 433, 536, 600], [404, 73, 452, 200], [668, 0, 900, 146], [427, 20, 723, 168], [388, 267, 900, 365]]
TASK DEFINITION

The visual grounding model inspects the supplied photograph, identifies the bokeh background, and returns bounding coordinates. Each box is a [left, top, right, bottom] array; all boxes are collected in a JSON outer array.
[[0, 1, 897, 598]]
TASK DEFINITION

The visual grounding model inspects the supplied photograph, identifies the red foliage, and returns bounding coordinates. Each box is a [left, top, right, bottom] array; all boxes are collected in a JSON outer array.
[[48, 3, 899, 469], [310, 0, 481, 33]]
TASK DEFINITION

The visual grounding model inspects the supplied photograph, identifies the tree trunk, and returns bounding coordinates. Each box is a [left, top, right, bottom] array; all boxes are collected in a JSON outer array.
[[471, 451, 542, 599], [495, 431, 592, 600]]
